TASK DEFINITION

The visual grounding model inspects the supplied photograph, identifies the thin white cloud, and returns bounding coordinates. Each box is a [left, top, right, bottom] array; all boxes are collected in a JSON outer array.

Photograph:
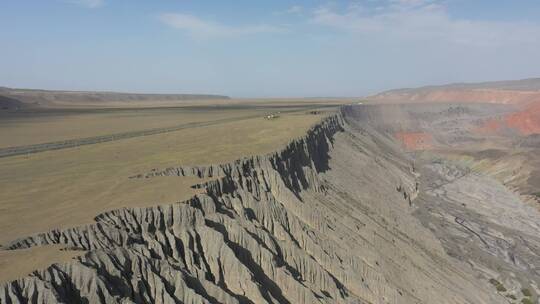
[[64, 0, 104, 8], [286, 5, 304, 14], [388, 0, 438, 10], [311, 1, 540, 47], [159, 13, 285, 38]]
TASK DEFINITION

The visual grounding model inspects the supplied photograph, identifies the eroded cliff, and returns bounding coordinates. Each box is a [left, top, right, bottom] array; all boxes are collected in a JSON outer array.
[[1, 107, 506, 304]]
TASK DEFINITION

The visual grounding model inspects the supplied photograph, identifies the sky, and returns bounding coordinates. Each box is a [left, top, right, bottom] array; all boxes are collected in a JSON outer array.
[[1, 0, 540, 97]]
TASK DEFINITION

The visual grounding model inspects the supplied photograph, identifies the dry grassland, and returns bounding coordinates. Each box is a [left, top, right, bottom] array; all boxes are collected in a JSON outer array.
[[0, 108, 329, 282], [0, 107, 268, 148], [0, 245, 84, 282]]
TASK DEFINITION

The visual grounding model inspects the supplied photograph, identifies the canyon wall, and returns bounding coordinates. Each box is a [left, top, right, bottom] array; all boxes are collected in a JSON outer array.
[[1, 107, 505, 304]]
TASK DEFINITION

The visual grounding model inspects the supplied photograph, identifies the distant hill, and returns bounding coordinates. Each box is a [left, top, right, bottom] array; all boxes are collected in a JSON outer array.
[[379, 78, 540, 93], [0, 87, 230, 108], [0, 95, 25, 110], [368, 78, 540, 105]]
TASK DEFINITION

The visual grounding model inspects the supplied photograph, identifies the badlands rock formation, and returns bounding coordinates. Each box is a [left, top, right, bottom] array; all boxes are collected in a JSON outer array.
[[2, 105, 537, 303]]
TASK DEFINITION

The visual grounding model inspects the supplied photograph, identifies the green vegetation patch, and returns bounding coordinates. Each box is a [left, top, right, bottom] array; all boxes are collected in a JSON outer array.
[[522, 288, 532, 297], [521, 298, 534, 304], [489, 278, 507, 292]]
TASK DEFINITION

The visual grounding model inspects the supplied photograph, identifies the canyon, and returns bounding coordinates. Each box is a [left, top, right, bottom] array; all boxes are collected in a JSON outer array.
[[1, 100, 539, 303]]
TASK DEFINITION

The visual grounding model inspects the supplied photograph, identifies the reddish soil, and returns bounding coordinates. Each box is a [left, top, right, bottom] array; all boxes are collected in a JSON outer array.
[[505, 101, 540, 135], [371, 89, 540, 105], [476, 101, 540, 135], [394, 132, 433, 150], [476, 118, 504, 134]]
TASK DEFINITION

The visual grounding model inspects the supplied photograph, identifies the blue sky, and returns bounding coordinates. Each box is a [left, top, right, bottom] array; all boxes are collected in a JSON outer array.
[[1, 0, 540, 97]]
